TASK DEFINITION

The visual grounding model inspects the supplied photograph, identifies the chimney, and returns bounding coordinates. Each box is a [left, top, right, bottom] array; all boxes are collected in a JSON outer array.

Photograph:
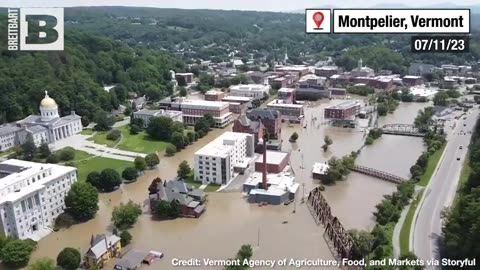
[[262, 127, 267, 190]]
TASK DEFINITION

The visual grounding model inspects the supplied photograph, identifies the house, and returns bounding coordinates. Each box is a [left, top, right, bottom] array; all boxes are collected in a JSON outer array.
[[232, 114, 264, 144], [85, 234, 122, 269], [247, 108, 282, 139], [114, 250, 149, 270], [149, 178, 206, 218]]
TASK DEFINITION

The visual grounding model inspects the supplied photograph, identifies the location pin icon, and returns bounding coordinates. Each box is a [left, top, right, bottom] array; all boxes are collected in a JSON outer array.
[[313, 12, 325, 29]]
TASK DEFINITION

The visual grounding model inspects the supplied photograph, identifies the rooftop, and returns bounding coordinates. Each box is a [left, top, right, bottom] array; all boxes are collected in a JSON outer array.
[[221, 96, 253, 102], [134, 109, 181, 117], [0, 159, 76, 204], [229, 84, 270, 91], [312, 162, 329, 175], [403, 75, 422, 79], [205, 90, 224, 95], [278, 88, 295, 94], [325, 100, 361, 110], [267, 99, 304, 108], [195, 132, 252, 157], [244, 168, 299, 194], [175, 99, 229, 110], [255, 151, 289, 166], [316, 65, 339, 71]]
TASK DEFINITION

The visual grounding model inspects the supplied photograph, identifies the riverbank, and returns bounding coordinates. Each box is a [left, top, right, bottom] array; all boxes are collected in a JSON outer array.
[[397, 144, 446, 256]]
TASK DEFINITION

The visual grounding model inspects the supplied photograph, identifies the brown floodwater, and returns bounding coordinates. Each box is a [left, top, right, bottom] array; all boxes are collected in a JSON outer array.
[[20, 101, 428, 270]]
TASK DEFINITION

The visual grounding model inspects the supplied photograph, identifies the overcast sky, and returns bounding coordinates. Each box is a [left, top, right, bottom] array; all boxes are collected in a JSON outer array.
[[2, 0, 480, 12]]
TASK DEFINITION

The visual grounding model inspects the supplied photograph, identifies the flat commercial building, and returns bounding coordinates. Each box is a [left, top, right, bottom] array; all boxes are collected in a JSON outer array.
[[221, 96, 253, 114], [205, 90, 225, 101], [267, 99, 304, 122], [324, 101, 361, 119], [315, 66, 341, 78], [402, 75, 424, 86], [0, 159, 77, 240], [133, 109, 183, 128], [194, 132, 254, 185], [229, 84, 270, 100], [174, 99, 233, 128], [243, 169, 299, 205], [254, 151, 289, 174]]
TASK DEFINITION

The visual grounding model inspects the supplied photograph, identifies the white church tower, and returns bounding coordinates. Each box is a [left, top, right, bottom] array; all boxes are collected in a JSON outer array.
[[40, 90, 59, 122]]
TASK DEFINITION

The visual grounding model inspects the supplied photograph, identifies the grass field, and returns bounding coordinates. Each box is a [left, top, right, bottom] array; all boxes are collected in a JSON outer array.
[[399, 190, 424, 255], [116, 126, 173, 154], [418, 145, 446, 187], [80, 129, 94, 135], [87, 131, 119, 147], [69, 150, 132, 182]]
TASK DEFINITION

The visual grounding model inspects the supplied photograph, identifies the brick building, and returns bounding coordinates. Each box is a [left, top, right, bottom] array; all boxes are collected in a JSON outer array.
[[324, 101, 361, 119], [247, 108, 281, 139]]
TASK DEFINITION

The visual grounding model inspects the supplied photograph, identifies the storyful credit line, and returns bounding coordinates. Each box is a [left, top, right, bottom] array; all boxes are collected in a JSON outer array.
[[337, 15, 465, 30]]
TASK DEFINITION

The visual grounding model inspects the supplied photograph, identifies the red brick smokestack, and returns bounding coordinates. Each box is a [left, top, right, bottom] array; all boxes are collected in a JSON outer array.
[[262, 124, 267, 190]]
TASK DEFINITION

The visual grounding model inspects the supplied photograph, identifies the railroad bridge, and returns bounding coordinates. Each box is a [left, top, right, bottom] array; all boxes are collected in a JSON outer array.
[[352, 165, 407, 184], [380, 124, 425, 137], [307, 187, 362, 269]]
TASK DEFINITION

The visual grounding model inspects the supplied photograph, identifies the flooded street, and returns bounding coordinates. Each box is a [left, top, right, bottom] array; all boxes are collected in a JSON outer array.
[[24, 101, 428, 269]]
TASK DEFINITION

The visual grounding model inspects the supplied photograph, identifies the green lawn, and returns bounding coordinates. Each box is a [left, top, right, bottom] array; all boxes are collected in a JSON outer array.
[[87, 131, 119, 147], [418, 145, 446, 187], [399, 190, 424, 255], [0, 148, 16, 157], [116, 126, 173, 154], [69, 150, 132, 182], [80, 129, 94, 135], [203, 184, 221, 192]]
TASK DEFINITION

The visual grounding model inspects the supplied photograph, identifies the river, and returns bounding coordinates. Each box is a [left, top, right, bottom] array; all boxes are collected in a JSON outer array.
[[23, 100, 429, 270]]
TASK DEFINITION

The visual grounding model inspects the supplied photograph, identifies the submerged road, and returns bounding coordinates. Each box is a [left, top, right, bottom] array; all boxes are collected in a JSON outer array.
[[412, 108, 479, 269]]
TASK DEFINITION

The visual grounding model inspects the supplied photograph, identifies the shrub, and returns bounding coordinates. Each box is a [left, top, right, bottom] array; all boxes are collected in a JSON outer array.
[[165, 145, 177, 156], [120, 231, 132, 247], [122, 167, 138, 181], [106, 129, 121, 141], [46, 153, 59, 164], [58, 147, 75, 161]]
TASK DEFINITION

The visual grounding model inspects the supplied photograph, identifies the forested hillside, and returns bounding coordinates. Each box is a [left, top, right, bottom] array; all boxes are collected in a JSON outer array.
[[0, 17, 185, 124], [442, 119, 480, 266], [63, 7, 480, 67]]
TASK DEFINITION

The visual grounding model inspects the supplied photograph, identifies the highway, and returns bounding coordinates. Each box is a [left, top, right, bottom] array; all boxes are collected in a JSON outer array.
[[412, 108, 479, 269]]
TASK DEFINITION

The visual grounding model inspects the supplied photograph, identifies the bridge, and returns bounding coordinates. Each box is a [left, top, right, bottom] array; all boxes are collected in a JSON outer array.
[[352, 165, 407, 184], [307, 187, 362, 268], [380, 124, 425, 137]]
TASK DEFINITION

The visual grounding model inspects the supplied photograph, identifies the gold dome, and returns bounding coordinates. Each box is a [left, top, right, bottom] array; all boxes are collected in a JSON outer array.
[[40, 91, 57, 108]]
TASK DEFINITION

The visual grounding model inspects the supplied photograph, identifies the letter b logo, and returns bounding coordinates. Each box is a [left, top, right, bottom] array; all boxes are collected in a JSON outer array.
[[20, 8, 64, 51]]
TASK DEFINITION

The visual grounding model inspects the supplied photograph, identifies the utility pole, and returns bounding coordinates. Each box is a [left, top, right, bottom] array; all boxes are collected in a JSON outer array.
[[257, 227, 260, 247]]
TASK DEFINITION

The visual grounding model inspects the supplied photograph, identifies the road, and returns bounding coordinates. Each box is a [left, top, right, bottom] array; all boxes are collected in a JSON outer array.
[[412, 108, 479, 268]]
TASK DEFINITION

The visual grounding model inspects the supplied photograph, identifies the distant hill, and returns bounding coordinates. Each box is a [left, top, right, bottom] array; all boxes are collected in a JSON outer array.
[[290, 4, 480, 14]]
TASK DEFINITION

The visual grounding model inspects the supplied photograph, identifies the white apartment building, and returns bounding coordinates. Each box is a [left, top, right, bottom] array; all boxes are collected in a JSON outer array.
[[132, 109, 183, 128], [229, 84, 271, 100], [174, 99, 233, 128], [0, 159, 77, 240], [194, 132, 254, 185]]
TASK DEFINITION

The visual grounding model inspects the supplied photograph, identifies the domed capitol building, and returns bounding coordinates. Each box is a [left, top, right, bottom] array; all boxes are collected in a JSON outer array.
[[0, 91, 82, 151]]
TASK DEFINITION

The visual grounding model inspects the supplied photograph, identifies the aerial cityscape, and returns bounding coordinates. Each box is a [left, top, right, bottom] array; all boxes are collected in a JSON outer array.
[[0, 1, 479, 270]]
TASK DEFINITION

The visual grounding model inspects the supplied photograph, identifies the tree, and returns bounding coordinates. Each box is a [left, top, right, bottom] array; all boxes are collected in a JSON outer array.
[[147, 116, 174, 140], [21, 135, 37, 161], [28, 257, 56, 270], [130, 124, 142, 135], [130, 117, 144, 128], [134, 156, 146, 171], [166, 145, 177, 156], [86, 171, 101, 188], [289, 132, 298, 142], [171, 131, 185, 149], [38, 142, 51, 159], [111, 200, 142, 229], [81, 116, 90, 127], [179, 86, 187, 97], [203, 114, 215, 128], [45, 153, 59, 164], [186, 131, 196, 142], [224, 244, 254, 270], [94, 112, 114, 131], [374, 199, 400, 225], [106, 129, 121, 141], [122, 167, 138, 181], [322, 135, 333, 152], [377, 103, 388, 116], [120, 231, 132, 247], [433, 91, 450, 106], [65, 182, 99, 221], [58, 147, 75, 161], [99, 168, 122, 191], [177, 161, 191, 179], [56, 247, 81, 270], [0, 240, 35, 268], [349, 230, 374, 260], [145, 153, 160, 168]]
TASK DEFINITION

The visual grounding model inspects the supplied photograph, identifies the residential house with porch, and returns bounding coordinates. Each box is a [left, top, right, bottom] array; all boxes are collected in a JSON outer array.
[[85, 234, 122, 269]]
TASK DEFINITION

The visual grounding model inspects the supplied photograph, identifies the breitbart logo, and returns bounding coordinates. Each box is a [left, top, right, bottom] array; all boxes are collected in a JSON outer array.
[[7, 8, 64, 51]]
